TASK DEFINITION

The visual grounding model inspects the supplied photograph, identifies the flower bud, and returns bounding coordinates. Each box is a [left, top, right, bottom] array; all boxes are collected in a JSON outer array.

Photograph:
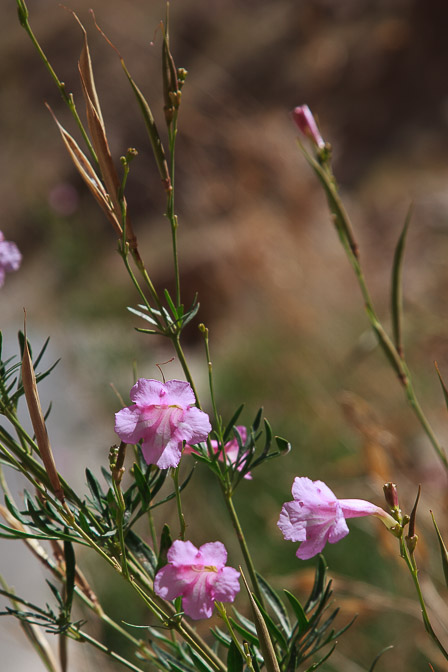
[[292, 105, 325, 149], [383, 482, 399, 510], [406, 534, 418, 554]]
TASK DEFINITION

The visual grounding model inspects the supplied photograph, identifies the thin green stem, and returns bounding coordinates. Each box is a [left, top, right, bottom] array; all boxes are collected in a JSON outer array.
[[171, 335, 201, 407], [223, 490, 264, 608], [172, 465, 186, 540], [400, 537, 448, 660], [74, 629, 145, 672], [200, 325, 222, 436], [166, 111, 181, 307], [17, 1, 98, 170], [308, 152, 448, 472], [112, 480, 130, 579]]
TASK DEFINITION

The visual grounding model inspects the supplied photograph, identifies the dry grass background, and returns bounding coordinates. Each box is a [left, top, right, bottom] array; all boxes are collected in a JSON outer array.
[[2, 0, 448, 669]]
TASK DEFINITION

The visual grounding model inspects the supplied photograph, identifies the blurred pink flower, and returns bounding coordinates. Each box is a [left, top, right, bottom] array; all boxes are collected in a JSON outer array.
[[154, 540, 240, 619], [292, 105, 325, 149], [114, 379, 211, 469], [185, 426, 252, 479], [278, 477, 396, 560], [0, 231, 22, 287]]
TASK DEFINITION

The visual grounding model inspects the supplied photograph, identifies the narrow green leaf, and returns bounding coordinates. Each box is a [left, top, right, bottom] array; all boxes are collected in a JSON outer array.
[[156, 524, 173, 573], [391, 205, 412, 357], [256, 573, 291, 637], [283, 590, 309, 634], [431, 511, 448, 588], [223, 404, 245, 442], [275, 436, 291, 455], [304, 643, 336, 671], [85, 468, 105, 512], [434, 362, 448, 411], [227, 642, 244, 672], [368, 645, 394, 672], [229, 618, 259, 647], [187, 646, 216, 672], [164, 288, 178, 317], [133, 462, 151, 509], [126, 530, 157, 576], [252, 408, 263, 433], [210, 627, 232, 648]]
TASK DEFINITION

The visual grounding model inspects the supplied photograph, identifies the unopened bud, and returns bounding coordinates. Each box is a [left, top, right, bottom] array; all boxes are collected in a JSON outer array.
[[292, 105, 325, 149], [383, 482, 399, 509], [406, 534, 418, 554]]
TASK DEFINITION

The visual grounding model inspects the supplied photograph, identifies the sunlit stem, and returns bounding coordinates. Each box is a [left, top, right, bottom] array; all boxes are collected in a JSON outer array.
[[223, 490, 264, 608], [112, 479, 130, 579], [399, 536, 448, 660], [199, 324, 222, 437], [166, 109, 181, 307], [172, 464, 186, 540], [311, 153, 448, 472], [17, 0, 98, 170], [73, 628, 145, 672]]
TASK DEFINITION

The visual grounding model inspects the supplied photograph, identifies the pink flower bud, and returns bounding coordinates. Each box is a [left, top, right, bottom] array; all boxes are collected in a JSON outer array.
[[292, 105, 325, 149]]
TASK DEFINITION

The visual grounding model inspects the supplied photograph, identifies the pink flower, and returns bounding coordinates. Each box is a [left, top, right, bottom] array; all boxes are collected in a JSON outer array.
[[292, 105, 325, 149], [278, 477, 397, 560], [0, 231, 22, 287], [185, 426, 252, 479], [154, 540, 240, 619], [114, 379, 211, 469]]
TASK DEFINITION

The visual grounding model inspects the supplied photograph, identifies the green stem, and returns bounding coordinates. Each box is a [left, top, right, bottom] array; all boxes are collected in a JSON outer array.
[[112, 480, 130, 579], [17, 0, 98, 170], [400, 537, 448, 660], [74, 629, 145, 672], [171, 335, 201, 407], [166, 111, 181, 307], [172, 465, 186, 539], [310, 154, 448, 472], [223, 490, 264, 608]]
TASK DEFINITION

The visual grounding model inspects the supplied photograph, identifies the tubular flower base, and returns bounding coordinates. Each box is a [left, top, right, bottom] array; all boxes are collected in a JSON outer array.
[[154, 540, 240, 619], [114, 379, 211, 469], [278, 477, 397, 560], [0, 231, 22, 287]]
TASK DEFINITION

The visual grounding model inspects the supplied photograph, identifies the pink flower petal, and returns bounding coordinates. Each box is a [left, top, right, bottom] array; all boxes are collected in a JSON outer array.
[[163, 380, 196, 407], [114, 405, 142, 443], [212, 567, 241, 602], [129, 379, 165, 406], [154, 564, 191, 601], [198, 542, 227, 568], [167, 540, 201, 567], [181, 406, 212, 444], [182, 573, 215, 619], [141, 437, 182, 469], [277, 502, 307, 542]]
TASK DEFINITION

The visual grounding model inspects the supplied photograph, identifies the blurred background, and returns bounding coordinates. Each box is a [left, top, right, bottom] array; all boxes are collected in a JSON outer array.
[[2, 0, 448, 669]]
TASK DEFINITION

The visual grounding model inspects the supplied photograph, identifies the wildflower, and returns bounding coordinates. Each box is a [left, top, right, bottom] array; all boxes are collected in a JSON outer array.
[[0, 231, 22, 287], [292, 105, 325, 149], [154, 540, 240, 619], [278, 477, 397, 560], [114, 379, 211, 469], [185, 426, 252, 479]]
